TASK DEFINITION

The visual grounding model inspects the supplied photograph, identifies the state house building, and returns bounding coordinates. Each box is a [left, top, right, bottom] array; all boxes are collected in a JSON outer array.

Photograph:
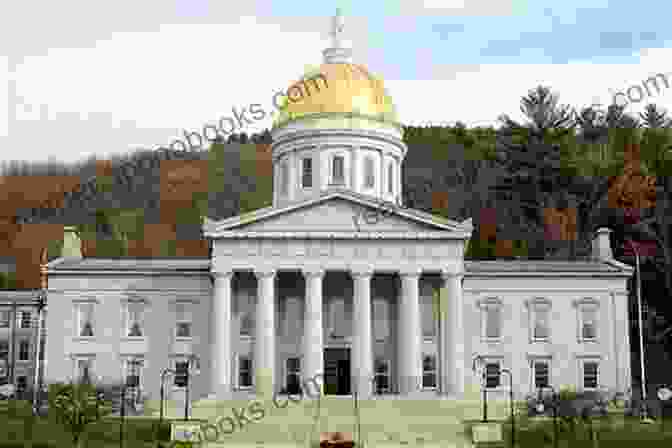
[[41, 11, 634, 408]]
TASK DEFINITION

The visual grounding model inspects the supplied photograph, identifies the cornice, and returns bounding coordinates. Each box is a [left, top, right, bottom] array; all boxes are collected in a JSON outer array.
[[208, 231, 471, 240], [271, 128, 407, 157], [47, 289, 211, 296], [47, 270, 210, 277]]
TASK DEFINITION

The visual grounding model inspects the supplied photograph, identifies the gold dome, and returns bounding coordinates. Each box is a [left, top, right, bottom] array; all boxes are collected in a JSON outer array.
[[273, 63, 398, 128]]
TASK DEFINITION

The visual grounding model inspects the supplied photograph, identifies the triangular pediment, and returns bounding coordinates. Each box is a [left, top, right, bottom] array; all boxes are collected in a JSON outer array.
[[204, 192, 471, 237]]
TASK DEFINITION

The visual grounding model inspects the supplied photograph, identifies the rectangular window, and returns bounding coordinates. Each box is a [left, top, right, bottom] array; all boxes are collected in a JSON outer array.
[[387, 162, 393, 194], [123, 358, 144, 399], [238, 356, 253, 389], [124, 302, 145, 337], [533, 361, 550, 389], [285, 357, 301, 394], [16, 376, 27, 392], [533, 307, 550, 341], [422, 355, 437, 389], [301, 158, 312, 188], [20, 311, 31, 329], [175, 302, 192, 339], [173, 361, 188, 387], [332, 156, 344, 185], [0, 310, 9, 328], [374, 358, 391, 394], [75, 303, 95, 337], [0, 340, 9, 360], [583, 361, 599, 389], [486, 306, 501, 339], [76, 358, 94, 384], [581, 308, 598, 341], [364, 157, 375, 189], [18, 340, 29, 361], [485, 362, 501, 388]]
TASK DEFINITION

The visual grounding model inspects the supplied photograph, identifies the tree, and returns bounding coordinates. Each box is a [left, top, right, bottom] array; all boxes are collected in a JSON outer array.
[[48, 381, 110, 448], [493, 86, 579, 258], [639, 103, 669, 129]]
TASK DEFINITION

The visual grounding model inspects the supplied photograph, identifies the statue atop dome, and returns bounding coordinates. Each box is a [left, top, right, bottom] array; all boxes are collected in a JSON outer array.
[[330, 7, 346, 48], [323, 8, 352, 64]]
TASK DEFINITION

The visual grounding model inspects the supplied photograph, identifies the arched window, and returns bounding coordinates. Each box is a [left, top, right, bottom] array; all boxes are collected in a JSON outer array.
[[332, 156, 344, 185], [364, 156, 375, 189], [387, 162, 394, 194]]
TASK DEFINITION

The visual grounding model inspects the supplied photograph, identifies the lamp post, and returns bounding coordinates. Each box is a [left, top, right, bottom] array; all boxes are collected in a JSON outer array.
[[120, 356, 140, 448], [184, 355, 200, 421], [32, 290, 46, 416], [472, 355, 488, 422], [537, 386, 559, 448], [625, 240, 654, 423], [500, 369, 515, 448], [159, 368, 174, 424]]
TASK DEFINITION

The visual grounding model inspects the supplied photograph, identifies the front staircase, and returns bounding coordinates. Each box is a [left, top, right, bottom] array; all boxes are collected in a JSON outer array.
[[146, 389, 515, 447]]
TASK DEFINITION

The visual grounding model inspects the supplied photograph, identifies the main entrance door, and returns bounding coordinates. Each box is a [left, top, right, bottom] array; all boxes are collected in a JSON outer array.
[[324, 348, 351, 395]]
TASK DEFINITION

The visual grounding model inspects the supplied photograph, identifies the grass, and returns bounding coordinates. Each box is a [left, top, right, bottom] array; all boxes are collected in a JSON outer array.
[[4, 398, 672, 447], [0, 400, 170, 448]]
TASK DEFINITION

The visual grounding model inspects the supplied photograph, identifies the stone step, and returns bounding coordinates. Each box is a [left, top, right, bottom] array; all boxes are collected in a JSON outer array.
[[150, 396, 512, 447]]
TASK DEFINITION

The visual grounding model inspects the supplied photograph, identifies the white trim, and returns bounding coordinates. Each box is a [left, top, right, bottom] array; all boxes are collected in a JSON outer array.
[[480, 357, 507, 392], [477, 298, 503, 343], [528, 356, 552, 392], [575, 298, 600, 343], [578, 357, 601, 392], [73, 302, 95, 339], [526, 298, 551, 343]]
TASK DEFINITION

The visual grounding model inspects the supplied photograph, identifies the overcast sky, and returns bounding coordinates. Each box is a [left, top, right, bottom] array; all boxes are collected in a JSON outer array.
[[1, 0, 671, 165]]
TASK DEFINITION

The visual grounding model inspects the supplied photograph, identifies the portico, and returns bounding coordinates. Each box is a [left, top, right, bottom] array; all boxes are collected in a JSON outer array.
[[204, 194, 472, 400]]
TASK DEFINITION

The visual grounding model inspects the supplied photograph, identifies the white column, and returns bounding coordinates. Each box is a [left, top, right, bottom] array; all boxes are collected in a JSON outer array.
[[210, 271, 233, 398], [255, 269, 276, 398], [303, 268, 325, 396], [350, 147, 359, 193], [351, 266, 373, 398], [398, 268, 422, 395], [440, 270, 465, 396]]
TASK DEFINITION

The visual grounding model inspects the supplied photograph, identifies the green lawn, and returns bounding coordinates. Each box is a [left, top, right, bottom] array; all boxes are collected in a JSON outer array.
[[4, 398, 672, 448], [0, 400, 169, 448], [494, 413, 672, 448]]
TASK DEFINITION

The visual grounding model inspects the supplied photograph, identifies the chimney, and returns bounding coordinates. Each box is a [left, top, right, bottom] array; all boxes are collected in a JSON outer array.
[[62, 225, 83, 259], [592, 227, 613, 260]]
